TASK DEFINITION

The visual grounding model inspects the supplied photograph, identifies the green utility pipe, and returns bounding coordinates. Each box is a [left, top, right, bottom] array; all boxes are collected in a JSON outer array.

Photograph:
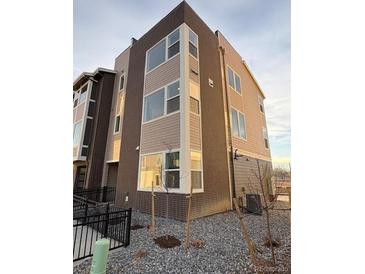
[[90, 239, 110, 274]]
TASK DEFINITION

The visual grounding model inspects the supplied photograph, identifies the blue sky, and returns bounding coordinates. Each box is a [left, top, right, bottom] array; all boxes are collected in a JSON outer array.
[[74, 0, 291, 164]]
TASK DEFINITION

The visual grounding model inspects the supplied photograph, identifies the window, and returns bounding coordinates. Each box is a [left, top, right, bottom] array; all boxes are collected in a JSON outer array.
[[147, 40, 166, 72], [79, 84, 88, 102], [258, 96, 264, 113], [189, 29, 198, 58], [73, 97, 78, 108], [191, 151, 202, 189], [73, 122, 82, 146], [190, 97, 200, 114], [227, 67, 241, 94], [231, 108, 247, 139], [140, 154, 162, 189], [146, 28, 181, 73], [167, 29, 180, 58], [114, 115, 121, 133], [165, 151, 180, 188], [143, 80, 180, 122], [166, 81, 180, 114], [119, 74, 125, 91], [263, 128, 269, 149], [143, 88, 165, 122]]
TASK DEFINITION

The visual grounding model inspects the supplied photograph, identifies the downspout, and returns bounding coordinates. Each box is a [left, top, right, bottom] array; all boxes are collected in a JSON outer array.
[[218, 45, 236, 209]]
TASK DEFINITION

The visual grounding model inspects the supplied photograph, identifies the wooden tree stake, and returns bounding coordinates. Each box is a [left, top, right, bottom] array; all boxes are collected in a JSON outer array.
[[151, 180, 155, 235], [233, 198, 258, 267]]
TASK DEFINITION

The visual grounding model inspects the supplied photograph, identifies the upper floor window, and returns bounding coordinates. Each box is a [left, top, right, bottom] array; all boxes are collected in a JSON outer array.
[[263, 128, 269, 149], [227, 67, 241, 94], [146, 28, 180, 73], [119, 74, 125, 91], [114, 115, 121, 134], [73, 122, 82, 146], [79, 84, 88, 103], [190, 97, 200, 114], [258, 96, 264, 113], [73, 93, 79, 108], [189, 29, 198, 59], [143, 80, 180, 122], [231, 108, 247, 139]]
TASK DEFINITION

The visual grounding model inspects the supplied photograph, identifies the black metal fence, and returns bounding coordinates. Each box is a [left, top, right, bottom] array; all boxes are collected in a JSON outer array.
[[73, 205, 131, 262], [73, 186, 116, 203]]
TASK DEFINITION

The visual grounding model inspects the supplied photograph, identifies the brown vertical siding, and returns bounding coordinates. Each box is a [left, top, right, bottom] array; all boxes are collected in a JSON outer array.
[[116, 1, 185, 218], [144, 55, 180, 95], [184, 3, 231, 219], [85, 72, 116, 189], [190, 113, 201, 150], [140, 113, 180, 154]]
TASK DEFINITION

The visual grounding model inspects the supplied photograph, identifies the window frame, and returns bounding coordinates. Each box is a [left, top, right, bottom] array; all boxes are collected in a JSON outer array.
[[165, 151, 180, 189], [230, 107, 247, 140], [119, 73, 125, 92], [142, 79, 180, 124], [145, 26, 181, 74], [263, 127, 269, 150], [188, 28, 199, 60], [114, 114, 121, 134], [227, 66, 242, 94], [138, 149, 182, 192], [191, 150, 203, 192], [258, 95, 265, 113]]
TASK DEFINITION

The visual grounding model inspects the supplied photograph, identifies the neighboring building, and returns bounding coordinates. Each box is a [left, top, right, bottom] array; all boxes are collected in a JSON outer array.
[[73, 1, 272, 220]]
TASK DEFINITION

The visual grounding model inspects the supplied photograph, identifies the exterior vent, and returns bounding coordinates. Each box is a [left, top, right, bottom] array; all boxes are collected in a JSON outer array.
[[246, 194, 262, 215], [208, 78, 214, 88]]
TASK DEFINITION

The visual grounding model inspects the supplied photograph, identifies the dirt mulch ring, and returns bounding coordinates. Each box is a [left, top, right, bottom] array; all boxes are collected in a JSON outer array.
[[154, 235, 181, 248]]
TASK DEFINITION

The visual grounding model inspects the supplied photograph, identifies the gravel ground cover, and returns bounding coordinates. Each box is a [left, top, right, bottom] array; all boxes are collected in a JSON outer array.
[[74, 201, 290, 273]]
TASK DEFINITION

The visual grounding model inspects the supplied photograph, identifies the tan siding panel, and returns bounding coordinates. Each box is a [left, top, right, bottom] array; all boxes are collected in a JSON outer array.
[[190, 113, 201, 150], [189, 56, 199, 83], [145, 55, 180, 94], [140, 113, 180, 154]]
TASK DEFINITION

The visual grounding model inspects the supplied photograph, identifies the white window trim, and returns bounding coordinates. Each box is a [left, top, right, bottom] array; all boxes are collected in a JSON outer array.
[[227, 65, 242, 95], [190, 149, 204, 193], [73, 81, 89, 109], [119, 73, 125, 92], [263, 127, 270, 150], [188, 28, 199, 61], [230, 107, 247, 141], [114, 114, 121, 135], [137, 149, 186, 194], [142, 78, 180, 124], [145, 26, 181, 74]]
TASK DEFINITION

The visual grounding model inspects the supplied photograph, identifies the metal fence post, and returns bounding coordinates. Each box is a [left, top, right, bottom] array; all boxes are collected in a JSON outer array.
[[83, 200, 88, 224], [104, 203, 109, 238], [102, 186, 107, 202], [125, 208, 132, 246]]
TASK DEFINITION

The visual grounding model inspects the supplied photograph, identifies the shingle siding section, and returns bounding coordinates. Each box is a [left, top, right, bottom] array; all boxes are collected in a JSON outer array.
[[190, 113, 201, 150]]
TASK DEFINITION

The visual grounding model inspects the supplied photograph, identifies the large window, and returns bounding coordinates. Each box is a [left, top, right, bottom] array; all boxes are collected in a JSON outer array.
[[165, 151, 180, 188], [147, 40, 166, 72], [143, 80, 180, 122], [231, 108, 247, 139], [146, 29, 180, 72], [227, 67, 241, 94], [189, 29, 198, 59], [263, 128, 269, 149], [73, 122, 82, 146], [143, 88, 165, 122], [140, 153, 162, 189], [191, 151, 202, 189]]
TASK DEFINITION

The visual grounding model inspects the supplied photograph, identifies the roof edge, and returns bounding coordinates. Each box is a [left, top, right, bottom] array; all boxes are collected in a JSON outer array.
[[73, 67, 117, 88]]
